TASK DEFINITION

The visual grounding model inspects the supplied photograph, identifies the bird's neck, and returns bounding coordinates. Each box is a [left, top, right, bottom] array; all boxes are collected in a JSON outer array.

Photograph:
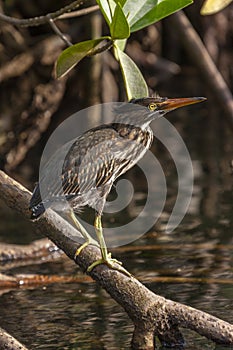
[[112, 123, 153, 149]]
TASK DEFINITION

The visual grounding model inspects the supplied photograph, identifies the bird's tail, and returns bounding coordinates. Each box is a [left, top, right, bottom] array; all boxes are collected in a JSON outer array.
[[30, 202, 46, 219], [29, 184, 46, 219]]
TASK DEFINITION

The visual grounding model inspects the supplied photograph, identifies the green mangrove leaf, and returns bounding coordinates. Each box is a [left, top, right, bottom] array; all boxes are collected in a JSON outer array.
[[115, 45, 148, 100], [110, 3, 130, 39], [56, 37, 108, 78], [114, 39, 127, 52], [96, 0, 112, 25], [123, 0, 193, 32]]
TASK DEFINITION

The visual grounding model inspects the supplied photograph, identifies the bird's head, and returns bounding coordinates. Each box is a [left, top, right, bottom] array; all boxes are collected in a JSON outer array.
[[130, 96, 206, 114], [115, 96, 206, 128]]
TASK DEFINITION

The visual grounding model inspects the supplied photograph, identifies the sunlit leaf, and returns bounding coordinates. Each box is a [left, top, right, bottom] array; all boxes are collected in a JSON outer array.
[[96, 0, 122, 25], [96, 0, 112, 25], [110, 3, 130, 39], [115, 39, 127, 51], [123, 0, 193, 32], [117, 0, 128, 6], [124, 0, 158, 26], [115, 45, 148, 100], [200, 0, 233, 15], [56, 38, 108, 78]]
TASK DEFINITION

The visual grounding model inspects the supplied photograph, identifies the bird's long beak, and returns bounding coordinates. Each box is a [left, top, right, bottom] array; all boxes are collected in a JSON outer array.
[[158, 97, 206, 111]]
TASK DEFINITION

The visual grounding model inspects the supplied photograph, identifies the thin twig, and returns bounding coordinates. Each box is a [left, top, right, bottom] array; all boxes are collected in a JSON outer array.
[[48, 16, 73, 46], [58, 4, 99, 19], [0, 2, 99, 49], [0, 2, 105, 50], [87, 39, 113, 56], [0, 0, 84, 27]]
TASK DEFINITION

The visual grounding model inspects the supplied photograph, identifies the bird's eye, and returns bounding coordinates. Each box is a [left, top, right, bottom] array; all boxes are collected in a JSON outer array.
[[148, 103, 157, 111]]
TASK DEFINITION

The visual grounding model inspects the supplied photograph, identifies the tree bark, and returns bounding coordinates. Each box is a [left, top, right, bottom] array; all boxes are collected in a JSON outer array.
[[0, 170, 233, 349], [0, 326, 29, 350]]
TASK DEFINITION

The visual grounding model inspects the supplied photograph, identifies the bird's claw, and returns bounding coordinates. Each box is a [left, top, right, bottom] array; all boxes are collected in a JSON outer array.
[[105, 252, 123, 265], [87, 253, 131, 277], [75, 245, 131, 277], [74, 239, 100, 259], [74, 241, 90, 259]]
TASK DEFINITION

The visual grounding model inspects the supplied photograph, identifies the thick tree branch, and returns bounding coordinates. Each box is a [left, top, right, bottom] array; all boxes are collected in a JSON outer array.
[[0, 326, 28, 350], [0, 170, 232, 349]]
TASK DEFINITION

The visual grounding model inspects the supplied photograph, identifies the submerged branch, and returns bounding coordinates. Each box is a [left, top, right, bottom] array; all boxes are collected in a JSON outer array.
[[0, 238, 58, 263], [0, 170, 232, 349], [0, 272, 92, 289]]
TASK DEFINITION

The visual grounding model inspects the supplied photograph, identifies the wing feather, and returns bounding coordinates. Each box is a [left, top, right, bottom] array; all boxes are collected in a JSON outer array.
[[30, 123, 147, 218]]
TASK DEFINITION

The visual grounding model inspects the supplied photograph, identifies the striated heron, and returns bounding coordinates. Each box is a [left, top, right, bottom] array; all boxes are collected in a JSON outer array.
[[30, 96, 206, 274]]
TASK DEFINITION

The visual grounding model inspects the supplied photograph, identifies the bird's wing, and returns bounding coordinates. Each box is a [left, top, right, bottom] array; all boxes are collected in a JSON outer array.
[[61, 126, 142, 196], [30, 124, 145, 208]]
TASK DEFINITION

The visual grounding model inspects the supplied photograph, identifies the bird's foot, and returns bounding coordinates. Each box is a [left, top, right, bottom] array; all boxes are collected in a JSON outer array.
[[87, 253, 131, 277], [74, 237, 100, 260], [74, 241, 90, 259]]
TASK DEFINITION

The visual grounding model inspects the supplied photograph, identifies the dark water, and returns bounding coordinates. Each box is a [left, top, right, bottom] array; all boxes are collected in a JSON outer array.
[[0, 104, 233, 349]]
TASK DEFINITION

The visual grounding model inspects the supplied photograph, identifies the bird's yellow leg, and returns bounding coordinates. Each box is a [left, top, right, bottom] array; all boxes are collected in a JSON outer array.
[[68, 210, 98, 258], [87, 215, 131, 277]]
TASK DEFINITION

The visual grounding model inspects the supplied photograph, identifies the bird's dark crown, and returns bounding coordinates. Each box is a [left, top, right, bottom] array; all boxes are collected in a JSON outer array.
[[129, 97, 168, 112]]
